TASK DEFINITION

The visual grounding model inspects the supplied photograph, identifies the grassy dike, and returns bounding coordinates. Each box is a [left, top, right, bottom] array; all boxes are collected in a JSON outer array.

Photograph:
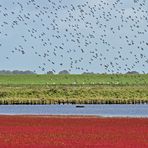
[[0, 74, 148, 104]]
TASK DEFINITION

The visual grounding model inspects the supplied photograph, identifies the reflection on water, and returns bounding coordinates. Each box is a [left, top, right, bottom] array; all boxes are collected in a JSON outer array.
[[0, 104, 148, 117]]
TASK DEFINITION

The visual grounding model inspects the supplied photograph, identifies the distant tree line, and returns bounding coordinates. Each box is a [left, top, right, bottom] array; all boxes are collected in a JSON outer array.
[[47, 70, 95, 74], [47, 70, 140, 74], [126, 71, 139, 74], [0, 70, 36, 74], [0, 70, 141, 75]]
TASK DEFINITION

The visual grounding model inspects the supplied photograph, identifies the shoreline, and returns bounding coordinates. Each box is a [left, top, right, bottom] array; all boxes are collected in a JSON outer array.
[[0, 115, 147, 118]]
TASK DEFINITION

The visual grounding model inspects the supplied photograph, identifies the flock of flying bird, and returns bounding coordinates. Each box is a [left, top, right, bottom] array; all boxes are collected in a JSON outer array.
[[0, 0, 148, 74]]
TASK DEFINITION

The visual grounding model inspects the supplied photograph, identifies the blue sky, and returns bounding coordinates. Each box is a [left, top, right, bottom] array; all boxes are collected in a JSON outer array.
[[0, 0, 148, 74]]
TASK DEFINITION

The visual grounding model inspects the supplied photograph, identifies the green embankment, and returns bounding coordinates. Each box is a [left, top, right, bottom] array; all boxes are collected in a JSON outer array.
[[0, 74, 148, 104]]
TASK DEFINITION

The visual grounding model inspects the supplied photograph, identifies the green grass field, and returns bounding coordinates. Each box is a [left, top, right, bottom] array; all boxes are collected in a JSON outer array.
[[0, 74, 148, 104], [0, 74, 148, 85]]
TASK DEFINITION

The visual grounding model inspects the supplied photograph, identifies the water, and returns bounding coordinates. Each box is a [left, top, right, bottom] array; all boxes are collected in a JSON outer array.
[[0, 104, 147, 117]]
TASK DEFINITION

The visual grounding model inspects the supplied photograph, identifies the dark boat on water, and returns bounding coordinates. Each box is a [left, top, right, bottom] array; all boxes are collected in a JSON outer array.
[[76, 105, 85, 108]]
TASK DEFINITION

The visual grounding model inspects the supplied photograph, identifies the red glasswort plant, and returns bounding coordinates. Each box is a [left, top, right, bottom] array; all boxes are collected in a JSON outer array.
[[0, 116, 147, 148]]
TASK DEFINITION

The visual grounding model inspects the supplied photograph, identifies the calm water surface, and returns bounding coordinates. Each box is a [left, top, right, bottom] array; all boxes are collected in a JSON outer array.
[[0, 104, 148, 117]]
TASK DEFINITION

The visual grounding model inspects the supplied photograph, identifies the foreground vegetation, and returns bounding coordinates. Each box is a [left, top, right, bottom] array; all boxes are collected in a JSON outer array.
[[0, 116, 148, 147], [0, 74, 148, 104]]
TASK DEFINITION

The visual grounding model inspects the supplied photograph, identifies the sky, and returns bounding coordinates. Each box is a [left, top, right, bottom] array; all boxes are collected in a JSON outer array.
[[0, 0, 148, 74]]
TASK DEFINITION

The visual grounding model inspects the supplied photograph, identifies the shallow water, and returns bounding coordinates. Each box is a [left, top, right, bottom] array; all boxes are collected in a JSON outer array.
[[0, 104, 148, 117]]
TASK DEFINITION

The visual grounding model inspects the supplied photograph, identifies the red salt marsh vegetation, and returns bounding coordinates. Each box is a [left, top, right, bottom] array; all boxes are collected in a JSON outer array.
[[0, 116, 147, 148]]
